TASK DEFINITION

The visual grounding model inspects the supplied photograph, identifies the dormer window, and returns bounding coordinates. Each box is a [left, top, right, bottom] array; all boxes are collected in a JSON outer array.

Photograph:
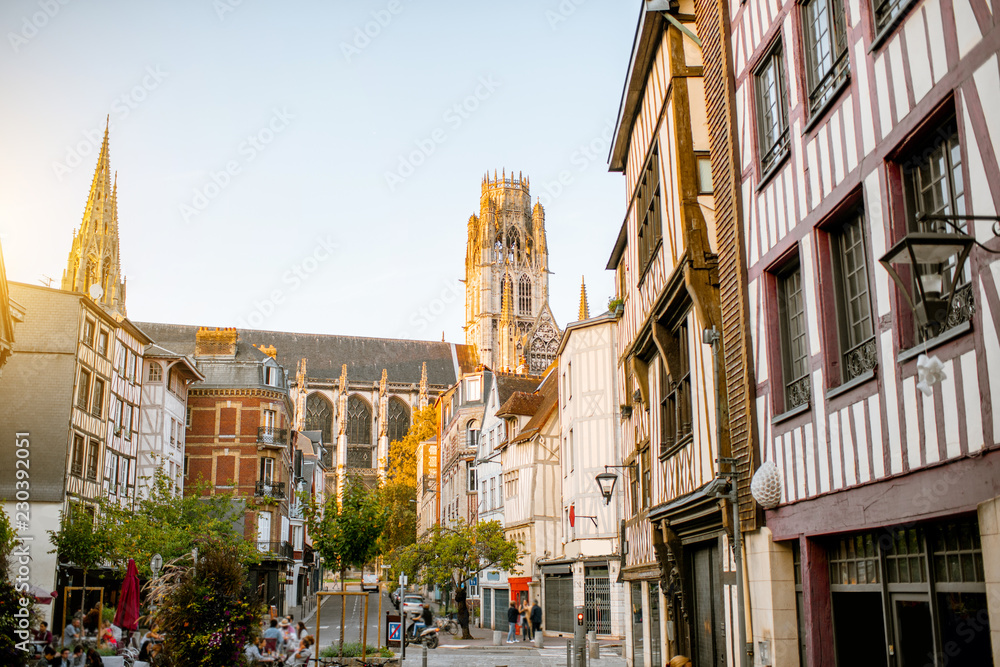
[[265, 365, 280, 387]]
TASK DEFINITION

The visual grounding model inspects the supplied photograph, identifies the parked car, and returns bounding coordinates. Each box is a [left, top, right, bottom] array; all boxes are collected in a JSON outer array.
[[390, 588, 402, 608], [402, 594, 424, 616]]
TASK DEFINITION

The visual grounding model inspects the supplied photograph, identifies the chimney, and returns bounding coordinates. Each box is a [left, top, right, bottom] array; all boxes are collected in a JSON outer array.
[[195, 327, 238, 358]]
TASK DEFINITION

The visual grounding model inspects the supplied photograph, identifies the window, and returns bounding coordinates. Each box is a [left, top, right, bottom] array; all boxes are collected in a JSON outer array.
[[659, 323, 692, 458], [569, 429, 575, 472], [871, 0, 915, 36], [261, 457, 274, 484], [490, 477, 496, 510], [122, 403, 133, 439], [466, 376, 482, 402], [265, 365, 280, 386], [466, 422, 480, 449], [802, 0, 848, 113], [86, 439, 100, 480], [148, 362, 162, 382], [755, 42, 790, 175], [107, 453, 119, 494], [697, 154, 714, 195], [82, 319, 95, 346], [504, 470, 519, 498], [567, 362, 572, 400], [170, 419, 177, 445], [518, 274, 533, 315], [641, 447, 651, 510], [92, 378, 105, 417], [71, 434, 85, 477], [97, 330, 109, 357], [77, 369, 91, 410], [467, 460, 477, 492], [306, 393, 334, 444], [636, 146, 662, 277], [387, 397, 410, 443], [778, 263, 811, 410], [119, 458, 129, 492], [832, 212, 877, 381], [901, 118, 972, 336], [126, 351, 136, 383], [346, 395, 372, 445], [186, 405, 192, 428], [292, 525, 304, 550], [183, 455, 189, 477]]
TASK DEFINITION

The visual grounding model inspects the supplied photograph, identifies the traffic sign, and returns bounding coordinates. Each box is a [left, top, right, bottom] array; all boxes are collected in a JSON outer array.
[[388, 622, 401, 641], [398, 574, 408, 587]]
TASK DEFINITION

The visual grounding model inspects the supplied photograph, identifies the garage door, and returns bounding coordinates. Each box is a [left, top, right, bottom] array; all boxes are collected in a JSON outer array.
[[493, 588, 509, 631], [545, 574, 574, 633]]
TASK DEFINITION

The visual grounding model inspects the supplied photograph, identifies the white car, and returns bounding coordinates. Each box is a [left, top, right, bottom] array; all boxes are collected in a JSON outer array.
[[402, 595, 424, 616], [362, 574, 379, 592]]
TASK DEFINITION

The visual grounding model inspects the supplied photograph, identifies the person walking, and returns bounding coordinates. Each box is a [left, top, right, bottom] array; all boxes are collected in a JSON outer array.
[[506, 600, 518, 643], [530, 600, 542, 638]]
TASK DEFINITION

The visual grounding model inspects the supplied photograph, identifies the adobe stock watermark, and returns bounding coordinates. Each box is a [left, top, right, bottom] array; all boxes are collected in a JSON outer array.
[[535, 117, 615, 207], [545, 0, 588, 30], [179, 107, 294, 224], [394, 277, 464, 340], [236, 235, 338, 329], [7, 0, 71, 53], [11, 432, 34, 655], [51, 65, 169, 181], [384, 76, 501, 192], [340, 0, 406, 62], [213, 0, 247, 21]]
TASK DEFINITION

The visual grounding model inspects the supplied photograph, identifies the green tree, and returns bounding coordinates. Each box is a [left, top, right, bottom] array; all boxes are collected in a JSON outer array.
[[380, 404, 437, 554], [101, 469, 257, 577], [394, 519, 521, 591], [148, 538, 263, 667], [305, 475, 389, 587], [47, 502, 113, 615], [1, 507, 34, 666]]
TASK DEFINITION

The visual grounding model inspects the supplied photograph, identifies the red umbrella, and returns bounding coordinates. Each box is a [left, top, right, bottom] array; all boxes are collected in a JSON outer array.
[[113, 558, 141, 632]]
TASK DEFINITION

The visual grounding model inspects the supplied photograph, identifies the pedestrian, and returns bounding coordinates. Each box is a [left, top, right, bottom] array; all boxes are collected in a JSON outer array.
[[506, 600, 518, 643], [519, 600, 531, 641], [530, 599, 542, 637]]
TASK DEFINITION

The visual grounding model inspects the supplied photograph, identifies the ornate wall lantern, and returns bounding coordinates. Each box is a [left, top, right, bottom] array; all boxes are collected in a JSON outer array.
[[594, 464, 636, 505]]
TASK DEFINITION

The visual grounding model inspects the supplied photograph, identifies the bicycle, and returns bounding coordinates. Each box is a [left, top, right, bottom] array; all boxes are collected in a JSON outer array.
[[435, 616, 460, 636]]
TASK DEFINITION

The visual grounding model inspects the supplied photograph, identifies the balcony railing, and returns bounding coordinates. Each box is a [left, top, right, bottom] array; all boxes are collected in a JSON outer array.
[[256, 540, 294, 561], [254, 481, 286, 499], [257, 427, 288, 446]]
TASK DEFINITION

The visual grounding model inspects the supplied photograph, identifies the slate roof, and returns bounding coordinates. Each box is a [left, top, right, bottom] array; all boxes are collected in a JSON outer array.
[[496, 390, 545, 417], [509, 376, 558, 444], [493, 372, 543, 406], [135, 322, 475, 386]]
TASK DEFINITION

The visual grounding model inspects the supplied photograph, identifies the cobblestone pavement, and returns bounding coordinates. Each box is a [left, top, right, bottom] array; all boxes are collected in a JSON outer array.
[[400, 638, 625, 667]]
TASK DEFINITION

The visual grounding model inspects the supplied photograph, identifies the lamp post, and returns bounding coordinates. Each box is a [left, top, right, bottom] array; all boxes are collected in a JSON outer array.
[[594, 465, 635, 506]]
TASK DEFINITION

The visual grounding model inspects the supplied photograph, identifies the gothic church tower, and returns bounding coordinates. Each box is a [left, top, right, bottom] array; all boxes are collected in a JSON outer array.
[[465, 170, 560, 373], [61, 120, 127, 317]]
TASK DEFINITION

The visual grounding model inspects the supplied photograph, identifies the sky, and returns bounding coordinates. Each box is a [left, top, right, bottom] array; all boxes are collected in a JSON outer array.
[[0, 0, 639, 344]]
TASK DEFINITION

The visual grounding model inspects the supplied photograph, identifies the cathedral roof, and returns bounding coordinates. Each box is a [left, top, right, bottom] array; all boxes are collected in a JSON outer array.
[[135, 322, 473, 387]]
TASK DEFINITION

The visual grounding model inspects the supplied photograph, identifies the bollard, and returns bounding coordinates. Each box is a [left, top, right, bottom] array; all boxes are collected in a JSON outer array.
[[422, 645, 427, 667], [534, 631, 544, 648], [588, 630, 598, 659], [493, 630, 504, 646], [566, 640, 573, 667]]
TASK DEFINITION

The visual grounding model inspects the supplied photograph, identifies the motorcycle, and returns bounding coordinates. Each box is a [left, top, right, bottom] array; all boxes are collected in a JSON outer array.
[[404, 622, 440, 649]]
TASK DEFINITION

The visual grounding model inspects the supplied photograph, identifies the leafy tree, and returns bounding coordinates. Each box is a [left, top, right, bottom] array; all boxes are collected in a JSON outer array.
[[47, 502, 113, 615], [394, 519, 521, 591], [148, 538, 263, 667], [380, 405, 437, 554], [1, 507, 34, 666], [101, 469, 257, 577], [305, 475, 389, 587]]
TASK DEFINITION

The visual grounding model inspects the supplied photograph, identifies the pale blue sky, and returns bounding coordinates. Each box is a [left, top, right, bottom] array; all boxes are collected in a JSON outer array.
[[0, 0, 638, 343]]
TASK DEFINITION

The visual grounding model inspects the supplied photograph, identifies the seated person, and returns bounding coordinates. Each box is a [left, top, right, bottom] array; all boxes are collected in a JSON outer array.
[[96, 620, 117, 650], [63, 618, 81, 646], [262, 618, 283, 653], [407, 610, 424, 637], [138, 627, 164, 662], [41, 646, 61, 666], [70, 645, 86, 667], [60, 648, 72, 665], [84, 648, 103, 667], [34, 621, 54, 645], [287, 637, 313, 666], [244, 637, 266, 663]]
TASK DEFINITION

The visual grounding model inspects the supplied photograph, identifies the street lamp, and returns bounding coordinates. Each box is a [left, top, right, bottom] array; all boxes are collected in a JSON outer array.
[[594, 464, 635, 506]]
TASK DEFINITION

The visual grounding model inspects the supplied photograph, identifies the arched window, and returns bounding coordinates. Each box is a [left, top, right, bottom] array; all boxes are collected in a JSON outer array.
[[147, 362, 162, 382], [518, 275, 532, 315], [466, 420, 480, 449], [347, 395, 372, 445], [305, 393, 333, 445], [387, 397, 410, 444]]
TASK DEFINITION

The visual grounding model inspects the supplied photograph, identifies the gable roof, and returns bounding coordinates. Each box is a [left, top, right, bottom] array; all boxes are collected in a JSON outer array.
[[135, 322, 474, 387], [507, 373, 559, 444], [493, 372, 543, 406]]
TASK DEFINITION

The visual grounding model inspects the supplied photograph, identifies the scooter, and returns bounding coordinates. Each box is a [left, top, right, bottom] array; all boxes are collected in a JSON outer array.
[[404, 623, 440, 649]]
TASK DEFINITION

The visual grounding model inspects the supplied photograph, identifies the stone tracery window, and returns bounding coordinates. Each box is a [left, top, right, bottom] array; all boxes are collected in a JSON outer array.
[[305, 393, 333, 445], [518, 275, 533, 315], [387, 397, 410, 443], [347, 394, 372, 445]]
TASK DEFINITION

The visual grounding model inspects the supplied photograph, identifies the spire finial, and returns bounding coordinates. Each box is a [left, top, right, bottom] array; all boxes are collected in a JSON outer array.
[[579, 276, 590, 321]]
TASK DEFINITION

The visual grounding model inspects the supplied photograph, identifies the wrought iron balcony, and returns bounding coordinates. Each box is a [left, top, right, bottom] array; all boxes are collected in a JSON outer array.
[[257, 427, 288, 446], [256, 540, 294, 561], [254, 480, 286, 500]]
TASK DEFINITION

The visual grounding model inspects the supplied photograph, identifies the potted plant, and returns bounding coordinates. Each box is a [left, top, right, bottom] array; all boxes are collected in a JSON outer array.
[[607, 297, 624, 317]]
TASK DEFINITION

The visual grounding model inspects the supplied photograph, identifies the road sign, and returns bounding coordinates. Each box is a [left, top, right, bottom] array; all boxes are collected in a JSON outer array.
[[388, 622, 401, 641], [398, 574, 408, 587]]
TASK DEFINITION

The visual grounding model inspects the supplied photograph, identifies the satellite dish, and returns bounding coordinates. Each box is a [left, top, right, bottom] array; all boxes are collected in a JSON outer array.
[[88, 284, 104, 300]]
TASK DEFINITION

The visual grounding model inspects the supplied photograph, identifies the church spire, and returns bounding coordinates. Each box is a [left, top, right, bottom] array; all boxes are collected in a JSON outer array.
[[61, 117, 126, 317], [579, 276, 590, 320]]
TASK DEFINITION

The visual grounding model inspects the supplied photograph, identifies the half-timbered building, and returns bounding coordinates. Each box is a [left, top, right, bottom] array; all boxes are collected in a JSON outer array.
[[607, 3, 740, 665], [720, 0, 1000, 658], [548, 309, 627, 640]]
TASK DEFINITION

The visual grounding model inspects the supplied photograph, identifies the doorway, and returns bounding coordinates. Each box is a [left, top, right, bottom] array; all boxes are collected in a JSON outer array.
[[892, 596, 933, 667]]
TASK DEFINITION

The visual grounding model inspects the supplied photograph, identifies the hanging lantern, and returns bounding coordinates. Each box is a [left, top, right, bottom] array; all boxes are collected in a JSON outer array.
[[750, 461, 783, 509]]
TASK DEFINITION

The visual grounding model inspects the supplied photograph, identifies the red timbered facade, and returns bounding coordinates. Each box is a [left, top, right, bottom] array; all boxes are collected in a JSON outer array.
[[725, 0, 1000, 660]]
